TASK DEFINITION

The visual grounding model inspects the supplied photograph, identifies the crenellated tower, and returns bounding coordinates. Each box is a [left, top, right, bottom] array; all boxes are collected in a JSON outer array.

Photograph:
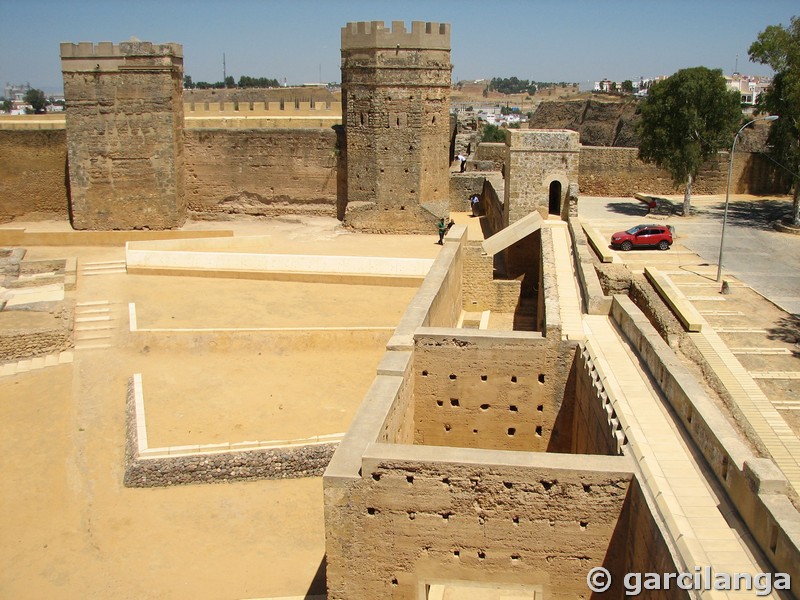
[[60, 41, 185, 230], [341, 21, 452, 232]]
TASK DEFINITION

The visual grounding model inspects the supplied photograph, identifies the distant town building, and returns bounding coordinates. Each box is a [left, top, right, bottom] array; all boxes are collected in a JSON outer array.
[[725, 74, 771, 105]]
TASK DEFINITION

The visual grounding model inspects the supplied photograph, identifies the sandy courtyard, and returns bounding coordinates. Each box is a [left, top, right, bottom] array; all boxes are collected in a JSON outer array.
[[1, 217, 437, 599]]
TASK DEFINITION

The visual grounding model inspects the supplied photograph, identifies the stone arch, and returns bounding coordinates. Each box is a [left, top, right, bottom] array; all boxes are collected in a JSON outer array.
[[544, 174, 570, 218]]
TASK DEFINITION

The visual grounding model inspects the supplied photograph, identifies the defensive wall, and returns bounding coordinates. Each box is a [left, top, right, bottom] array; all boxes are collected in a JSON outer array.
[[323, 225, 681, 598], [323, 217, 800, 597], [3, 121, 786, 224]]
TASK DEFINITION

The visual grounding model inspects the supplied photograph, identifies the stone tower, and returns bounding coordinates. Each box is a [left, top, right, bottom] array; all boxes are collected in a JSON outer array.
[[60, 41, 185, 230], [505, 129, 580, 224], [341, 21, 452, 233]]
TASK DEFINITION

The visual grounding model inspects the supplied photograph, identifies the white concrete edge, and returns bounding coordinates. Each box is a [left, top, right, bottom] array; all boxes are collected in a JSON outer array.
[[133, 373, 148, 453], [139, 433, 345, 459], [128, 302, 137, 332], [132, 326, 397, 333], [126, 248, 434, 277]]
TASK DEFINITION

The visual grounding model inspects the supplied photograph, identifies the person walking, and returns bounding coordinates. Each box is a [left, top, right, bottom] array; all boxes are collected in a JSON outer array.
[[470, 194, 480, 217], [437, 218, 447, 245]]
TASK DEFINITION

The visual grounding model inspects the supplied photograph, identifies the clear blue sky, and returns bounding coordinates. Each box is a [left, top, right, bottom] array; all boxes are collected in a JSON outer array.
[[1, 0, 796, 94]]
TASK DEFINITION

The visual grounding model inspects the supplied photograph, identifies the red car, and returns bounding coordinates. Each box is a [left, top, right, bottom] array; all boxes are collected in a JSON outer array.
[[610, 224, 673, 251]]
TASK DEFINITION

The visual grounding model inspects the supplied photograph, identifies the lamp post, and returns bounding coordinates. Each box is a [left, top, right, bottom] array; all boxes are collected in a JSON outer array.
[[716, 115, 779, 284]]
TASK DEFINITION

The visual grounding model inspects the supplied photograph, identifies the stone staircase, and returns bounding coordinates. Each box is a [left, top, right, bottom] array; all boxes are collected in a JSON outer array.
[[0, 350, 73, 378], [73, 300, 117, 350], [80, 259, 127, 276]]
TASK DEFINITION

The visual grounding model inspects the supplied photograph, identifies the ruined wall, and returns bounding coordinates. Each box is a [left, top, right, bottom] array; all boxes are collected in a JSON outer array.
[[412, 331, 578, 452], [324, 451, 640, 599], [341, 21, 452, 232], [122, 378, 336, 486], [183, 127, 342, 218], [505, 129, 580, 223], [0, 130, 69, 222], [60, 41, 185, 230]]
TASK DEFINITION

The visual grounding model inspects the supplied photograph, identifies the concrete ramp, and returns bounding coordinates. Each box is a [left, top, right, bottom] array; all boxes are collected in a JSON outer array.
[[481, 211, 542, 256]]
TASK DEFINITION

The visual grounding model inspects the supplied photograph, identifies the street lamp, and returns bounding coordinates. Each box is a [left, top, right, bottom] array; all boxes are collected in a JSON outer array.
[[716, 114, 779, 284]]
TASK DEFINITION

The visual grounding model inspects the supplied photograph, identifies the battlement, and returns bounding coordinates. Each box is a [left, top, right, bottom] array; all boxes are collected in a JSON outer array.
[[341, 21, 450, 51], [60, 40, 182, 72], [184, 101, 342, 116], [182, 101, 342, 129]]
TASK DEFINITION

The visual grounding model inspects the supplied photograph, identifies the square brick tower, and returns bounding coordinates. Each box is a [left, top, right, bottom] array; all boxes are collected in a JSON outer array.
[[60, 41, 185, 230], [341, 21, 452, 233]]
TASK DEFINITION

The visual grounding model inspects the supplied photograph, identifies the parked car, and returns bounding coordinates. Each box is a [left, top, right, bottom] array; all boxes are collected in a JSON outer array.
[[610, 224, 673, 251]]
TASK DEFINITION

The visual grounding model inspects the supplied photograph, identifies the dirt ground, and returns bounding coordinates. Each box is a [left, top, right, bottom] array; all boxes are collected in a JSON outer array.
[[0, 216, 436, 600]]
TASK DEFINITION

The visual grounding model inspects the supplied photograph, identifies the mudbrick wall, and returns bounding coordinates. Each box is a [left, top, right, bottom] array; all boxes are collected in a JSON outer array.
[[123, 378, 337, 487], [324, 452, 679, 599], [579, 146, 789, 197], [0, 128, 788, 224], [412, 332, 578, 452]]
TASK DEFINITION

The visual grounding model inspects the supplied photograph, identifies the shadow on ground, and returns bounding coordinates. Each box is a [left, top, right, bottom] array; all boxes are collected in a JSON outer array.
[[767, 315, 800, 357], [707, 198, 792, 231]]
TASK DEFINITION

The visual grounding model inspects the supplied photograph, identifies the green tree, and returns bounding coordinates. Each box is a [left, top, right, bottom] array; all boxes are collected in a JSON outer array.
[[749, 16, 800, 226], [183, 75, 194, 89], [1, 99, 12, 113], [636, 67, 742, 216], [480, 124, 506, 143], [224, 75, 235, 88], [621, 80, 634, 93], [24, 88, 47, 114]]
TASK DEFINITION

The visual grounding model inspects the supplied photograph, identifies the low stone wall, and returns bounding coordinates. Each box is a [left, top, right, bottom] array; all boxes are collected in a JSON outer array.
[[0, 305, 73, 362], [0, 324, 72, 362], [123, 376, 337, 487]]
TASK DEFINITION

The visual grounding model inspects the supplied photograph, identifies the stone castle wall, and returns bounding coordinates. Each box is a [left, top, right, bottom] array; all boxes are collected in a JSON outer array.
[[341, 21, 452, 232], [412, 332, 579, 452], [2, 126, 789, 223], [60, 41, 186, 230], [579, 146, 789, 197], [183, 127, 343, 219], [0, 129, 69, 222]]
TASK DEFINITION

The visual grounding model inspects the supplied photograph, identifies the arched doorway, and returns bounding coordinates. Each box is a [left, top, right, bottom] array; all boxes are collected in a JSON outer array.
[[548, 181, 562, 215]]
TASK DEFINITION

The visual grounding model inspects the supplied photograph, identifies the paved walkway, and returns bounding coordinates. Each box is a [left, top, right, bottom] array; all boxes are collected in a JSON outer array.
[[584, 315, 776, 596], [548, 221, 584, 340], [585, 202, 800, 494]]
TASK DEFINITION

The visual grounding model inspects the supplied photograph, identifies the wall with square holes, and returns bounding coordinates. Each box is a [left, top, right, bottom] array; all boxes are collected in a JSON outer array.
[[324, 449, 669, 599], [411, 330, 577, 451]]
